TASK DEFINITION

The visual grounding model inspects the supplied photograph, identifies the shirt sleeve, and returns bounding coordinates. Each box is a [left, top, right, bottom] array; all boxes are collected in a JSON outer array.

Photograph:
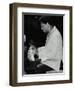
[[38, 32, 62, 62]]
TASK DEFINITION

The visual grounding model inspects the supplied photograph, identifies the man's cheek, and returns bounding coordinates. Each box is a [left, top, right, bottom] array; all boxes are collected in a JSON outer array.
[[41, 27, 44, 31]]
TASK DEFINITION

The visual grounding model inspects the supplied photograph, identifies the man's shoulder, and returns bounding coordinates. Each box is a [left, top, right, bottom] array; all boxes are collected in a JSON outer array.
[[54, 27, 61, 36], [51, 27, 62, 41]]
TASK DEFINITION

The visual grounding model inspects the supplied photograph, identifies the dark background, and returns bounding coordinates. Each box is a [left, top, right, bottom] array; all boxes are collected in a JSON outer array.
[[24, 15, 63, 47]]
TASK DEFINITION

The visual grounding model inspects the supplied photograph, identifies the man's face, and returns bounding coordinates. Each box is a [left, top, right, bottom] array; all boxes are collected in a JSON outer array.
[[41, 22, 51, 33]]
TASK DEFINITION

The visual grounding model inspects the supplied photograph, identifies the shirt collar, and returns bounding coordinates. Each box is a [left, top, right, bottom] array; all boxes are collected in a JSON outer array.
[[50, 26, 56, 34]]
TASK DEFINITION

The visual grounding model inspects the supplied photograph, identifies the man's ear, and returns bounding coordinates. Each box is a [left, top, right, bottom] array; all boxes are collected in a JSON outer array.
[[47, 22, 49, 25], [47, 22, 50, 27]]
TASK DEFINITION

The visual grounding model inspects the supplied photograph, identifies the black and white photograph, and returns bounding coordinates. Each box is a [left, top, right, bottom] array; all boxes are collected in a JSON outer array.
[[10, 3, 72, 86], [23, 14, 63, 75]]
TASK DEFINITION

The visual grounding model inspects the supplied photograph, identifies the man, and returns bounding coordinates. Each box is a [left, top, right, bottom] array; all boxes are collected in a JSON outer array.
[[38, 16, 63, 72]]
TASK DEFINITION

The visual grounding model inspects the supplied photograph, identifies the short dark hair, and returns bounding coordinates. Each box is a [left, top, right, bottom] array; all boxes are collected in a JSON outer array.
[[39, 16, 55, 26]]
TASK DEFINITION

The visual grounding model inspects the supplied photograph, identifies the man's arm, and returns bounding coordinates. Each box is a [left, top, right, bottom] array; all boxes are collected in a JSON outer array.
[[38, 33, 62, 61]]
